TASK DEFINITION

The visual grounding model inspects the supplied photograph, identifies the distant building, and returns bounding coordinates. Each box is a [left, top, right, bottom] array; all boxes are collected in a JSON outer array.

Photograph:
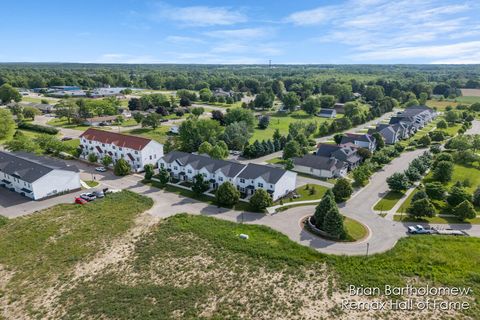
[[169, 126, 179, 134], [340, 133, 376, 152], [293, 154, 347, 178], [213, 88, 234, 98], [316, 143, 362, 170], [0, 151, 81, 200], [83, 115, 118, 126], [317, 108, 337, 118], [50, 86, 81, 91], [80, 128, 164, 172], [333, 103, 346, 114]]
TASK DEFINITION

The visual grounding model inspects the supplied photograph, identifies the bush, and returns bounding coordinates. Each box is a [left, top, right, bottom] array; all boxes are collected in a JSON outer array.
[[114, 158, 131, 176], [17, 122, 59, 134], [407, 198, 436, 218], [425, 182, 446, 200], [191, 174, 209, 195], [433, 161, 454, 182], [446, 184, 472, 207], [144, 164, 154, 180], [215, 182, 240, 206], [453, 200, 477, 221], [386, 172, 410, 192], [332, 178, 353, 203], [87, 153, 98, 163], [249, 189, 273, 211]]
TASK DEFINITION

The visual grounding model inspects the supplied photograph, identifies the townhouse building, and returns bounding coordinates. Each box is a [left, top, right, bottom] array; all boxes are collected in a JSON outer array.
[[79, 128, 163, 172], [158, 151, 296, 201], [0, 151, 80, 200]]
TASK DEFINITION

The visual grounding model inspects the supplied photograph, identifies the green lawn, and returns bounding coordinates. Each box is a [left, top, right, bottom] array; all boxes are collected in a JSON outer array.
[[126, 126, 171, 144], [46, 117, 91, 131], [438, 123, 463, 136], [344, 217, 369, 241], [251, 110, 333, 142], [397, 188, 418, 213], [266, 157, 285, 165], [84, 180, 99, 188], [62, 138, 80, 150], [21, 96, 58, 104], [424, 163, 480, 193], [294, 184, 329, 201], [455, 96, 480, 104], [373, 191, 404, 211], [56, 214, 479, 319]]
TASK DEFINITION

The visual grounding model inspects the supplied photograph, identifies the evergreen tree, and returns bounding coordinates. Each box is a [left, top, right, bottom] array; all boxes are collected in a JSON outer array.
[[323, 206, 346, 240], [157, 167, 170, 186], [192, 174, 209, 194], [249, 189, 273, 211], [454, 200, 477, 221], [144, 164, 154, 180], [314, 189, 336, 230], [332, 178, 353, 202]]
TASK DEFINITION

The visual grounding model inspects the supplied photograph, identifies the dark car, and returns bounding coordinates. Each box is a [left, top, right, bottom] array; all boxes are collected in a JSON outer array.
[[92, 190, 105, 198]]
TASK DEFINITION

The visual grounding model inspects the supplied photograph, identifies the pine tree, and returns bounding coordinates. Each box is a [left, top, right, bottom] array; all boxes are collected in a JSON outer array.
[[323, 206, 346, 240], [313, 190, 336, 230]]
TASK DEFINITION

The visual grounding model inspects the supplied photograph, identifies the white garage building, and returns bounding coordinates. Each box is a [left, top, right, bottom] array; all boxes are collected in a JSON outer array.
[[0, 151, 81, 200]]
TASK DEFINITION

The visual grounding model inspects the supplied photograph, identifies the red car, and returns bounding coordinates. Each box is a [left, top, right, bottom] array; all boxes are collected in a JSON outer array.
[[75, 197, 87, 205]]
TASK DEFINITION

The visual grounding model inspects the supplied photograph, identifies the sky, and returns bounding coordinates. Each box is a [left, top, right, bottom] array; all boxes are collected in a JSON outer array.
[[1, 0, 479, 64]]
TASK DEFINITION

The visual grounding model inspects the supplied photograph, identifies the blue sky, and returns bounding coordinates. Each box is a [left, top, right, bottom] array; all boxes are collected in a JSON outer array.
[[1, 0, 479, 64]]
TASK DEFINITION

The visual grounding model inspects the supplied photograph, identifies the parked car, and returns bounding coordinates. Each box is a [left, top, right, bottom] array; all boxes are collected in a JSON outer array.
[[92, 190, 104, 198], [99, 122, 108, 126], [80, 193, 96, 201], [95, 167, 107, 172], [408, 225, 433, 234], [61, 137, 72, 141], [75, 197, 87, 205]]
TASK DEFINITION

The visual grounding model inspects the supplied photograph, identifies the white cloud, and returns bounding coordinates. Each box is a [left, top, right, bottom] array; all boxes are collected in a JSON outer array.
[[165, 36, 205, 44], [151, 3, 247, 27], [205, 28, 270, 39], [287, 0, 480, 63]]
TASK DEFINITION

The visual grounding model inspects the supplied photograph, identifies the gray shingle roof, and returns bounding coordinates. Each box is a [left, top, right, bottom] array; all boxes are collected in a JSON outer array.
[[161, 151, 245, 178], [237, 163, 287, 184], [293, 155, 346, 171], [0, 151, 79, 183]]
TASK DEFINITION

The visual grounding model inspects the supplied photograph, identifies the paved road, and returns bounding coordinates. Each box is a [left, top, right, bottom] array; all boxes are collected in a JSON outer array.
[[34, 115, 83, 139]]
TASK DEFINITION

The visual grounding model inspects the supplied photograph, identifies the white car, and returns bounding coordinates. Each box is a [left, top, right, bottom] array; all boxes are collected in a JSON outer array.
[[95, 167, 107, 172]]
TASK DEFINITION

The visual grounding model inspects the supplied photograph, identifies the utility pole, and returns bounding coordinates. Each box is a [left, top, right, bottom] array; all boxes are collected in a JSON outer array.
[[366, 242, 370, 257]]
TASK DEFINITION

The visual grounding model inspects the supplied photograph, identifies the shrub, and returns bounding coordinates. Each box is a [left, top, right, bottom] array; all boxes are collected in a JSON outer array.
[[191, 174, 209, 195], [332, 178, 353, 203], [114, 158, 131, 176], [386, 172, 410, 192], [425, 182, 446, 200], [433, 161, 454, 182], [453, 200, 476, 221], [144, 164, 154, 180], [87, 153, 98, 163], [446, 184, 472, 207], [407, 198, 436, 218], [215, 182, 240, 206], [17, 122, 59, 134], [249, 189, 273, 211], [313, 190, 335, 230]]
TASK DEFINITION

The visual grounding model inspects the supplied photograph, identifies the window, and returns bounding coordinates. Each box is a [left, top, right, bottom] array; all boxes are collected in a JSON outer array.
[[258, 183, 263, 188], [202, 173, 207, 177], [149, 155, 152, 160], [102, 143, 105, 147], [219, 177, 223, 182], [174, 166, 178, 170], [270, 185, 273, 189], [119, 148, 123, 151], [160, 163, 164, 168], [187, 169, 192, 174], [135, 151, 138, 154], [240, 178, 245, 183]]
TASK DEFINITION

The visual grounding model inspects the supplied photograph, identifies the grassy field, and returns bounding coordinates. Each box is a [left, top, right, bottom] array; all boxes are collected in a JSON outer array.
[[373, 191, 404, 211], [251, 110, 333, 142], [0, 191, 153, 318], [426, 99, 459, 111], [21, 96, 59, 104], [424, 163, 480, 193], [456, 96, 480, 104], [275, 184, 328, 206], [46, 117, 91, 131], [51, 214, 479, 319], [126, 126, 171, 144], [84, 180, 99, 188]]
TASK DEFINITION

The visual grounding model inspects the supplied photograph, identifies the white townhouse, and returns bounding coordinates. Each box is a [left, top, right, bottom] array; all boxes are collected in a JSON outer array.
[[79, 128, 163, 172], [158, 151, 297, 201], [0, 151, 81, 200]]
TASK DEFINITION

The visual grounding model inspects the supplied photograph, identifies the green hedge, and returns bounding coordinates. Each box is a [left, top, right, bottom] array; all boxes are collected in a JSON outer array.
[[17, 122, 59, 135]]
